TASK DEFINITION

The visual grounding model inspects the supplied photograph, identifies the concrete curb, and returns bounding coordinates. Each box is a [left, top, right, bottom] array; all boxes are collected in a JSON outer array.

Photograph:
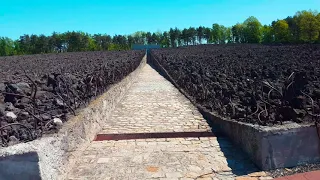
[[0, 55, 147, 180], [148, 52, 320, 170]]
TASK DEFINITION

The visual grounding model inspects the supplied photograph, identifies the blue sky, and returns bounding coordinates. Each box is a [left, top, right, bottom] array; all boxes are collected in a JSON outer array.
[[0, 0, 319, 39]]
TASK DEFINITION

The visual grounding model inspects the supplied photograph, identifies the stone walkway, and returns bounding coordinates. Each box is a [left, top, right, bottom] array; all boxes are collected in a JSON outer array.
[[101, 64, 211, 134], [68, 64, 264, 180]]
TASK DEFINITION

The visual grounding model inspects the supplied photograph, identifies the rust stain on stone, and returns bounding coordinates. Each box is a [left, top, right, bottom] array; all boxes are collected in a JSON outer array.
[[198, 154, 206, 160], [146, 166, 159, 172]]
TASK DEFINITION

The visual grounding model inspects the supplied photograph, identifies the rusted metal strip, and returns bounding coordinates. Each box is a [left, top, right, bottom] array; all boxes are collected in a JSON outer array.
[[94, 131, 215, 141]]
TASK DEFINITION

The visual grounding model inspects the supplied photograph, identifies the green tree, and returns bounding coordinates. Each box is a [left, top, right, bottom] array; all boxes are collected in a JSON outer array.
[[112, 35, 129, 49], [127, 35, 134, 47], [169, 28, 181, 47], [35, 35, 50, 53], [49, 32, 65, 52], [146, 32, 152, 44], [18, 34, 31, 54], [187, 27, 197, 45], [13, 40, 22, 55], [63, 31, 85, 52], [160, 31, 170, 47], [102, 35, 112, 50], [181, 28, 189, 45], [318, 13, 320, 42], [174, 28, 182, 46], [0, 37, 15, 56], [108, 43, 123, 51], [88, 36, 98, 51], [274, 20, 290, 43], [203, 27, 211, 44], [169, 28, 175, 47], [231, 23, 245, 43], [224, 27, 233, 43], [243, 16, 262, 43], [261, 25, 274, 43], [295, 10, 320, 42], [211, 23, 222, 44], [151, 32, 161, 45], [284, 16, 300, 42], [30, 34, 38, 54], [196, 26, 204, 44], [132, 31, 146, 45], [219, 26, 232, 44]]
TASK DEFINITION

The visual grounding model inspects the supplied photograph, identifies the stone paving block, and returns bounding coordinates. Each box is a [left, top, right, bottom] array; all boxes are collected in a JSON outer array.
[[97, 158, 110, 164], [248, 172, 267, 177], [165, 172, 183, 178], [259, 177, 273, 180], [235, 177, 259, 180], [196, 178, 213, 180]]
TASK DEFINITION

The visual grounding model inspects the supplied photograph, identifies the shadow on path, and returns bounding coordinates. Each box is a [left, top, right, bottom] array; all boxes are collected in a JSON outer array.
[[216, 136, 259, 176]]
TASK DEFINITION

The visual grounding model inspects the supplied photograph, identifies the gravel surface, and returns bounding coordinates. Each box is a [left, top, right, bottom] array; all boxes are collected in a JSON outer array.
[[268, 162, 320, 177]]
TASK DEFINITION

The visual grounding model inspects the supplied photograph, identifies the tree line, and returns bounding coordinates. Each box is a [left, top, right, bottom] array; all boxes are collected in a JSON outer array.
[[0, 10, 320, 56]]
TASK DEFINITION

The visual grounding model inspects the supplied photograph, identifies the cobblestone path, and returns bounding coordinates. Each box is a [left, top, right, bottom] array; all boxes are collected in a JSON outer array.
[[101, 64, 211, 134], [68, 65, 263, 180]]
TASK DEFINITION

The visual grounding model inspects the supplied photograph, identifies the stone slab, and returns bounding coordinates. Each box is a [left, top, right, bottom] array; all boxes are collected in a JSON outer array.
[[0, 152, 41, 180]]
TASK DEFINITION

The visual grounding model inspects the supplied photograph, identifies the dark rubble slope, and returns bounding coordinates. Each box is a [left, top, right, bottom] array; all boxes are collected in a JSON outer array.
[[151, 44, 320, 126], [0, 50, 145, 146]]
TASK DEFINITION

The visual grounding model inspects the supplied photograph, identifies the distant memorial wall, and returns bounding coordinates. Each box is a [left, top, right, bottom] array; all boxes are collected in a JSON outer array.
[[132, 44, 161, 51]]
